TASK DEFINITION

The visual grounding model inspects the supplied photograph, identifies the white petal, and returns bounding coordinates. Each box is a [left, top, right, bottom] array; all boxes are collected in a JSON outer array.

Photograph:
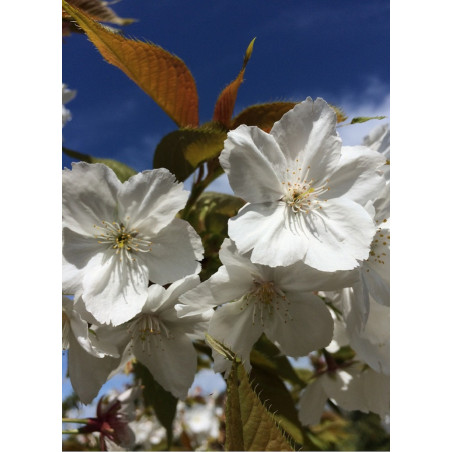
[[298, 379, 328, 426], [219, 125, 285, 202], [361, 368, 390, 417], [118, 168, 189, 235], [134, 333, 197, 399], [362, 263, 390, 307], [67, 340, 122, 404], [326, 146, 386, 206], [218, 238, 260, 274], [270, 98, 342, 185], [82, 252, 149, 326], [156, 274, 201, 313], [275, 261, 359, 294], [349, 298, 390, 375], [302, 198, 376, 271], [141, 218, 203, 285], [265, 292, 334, 357], [179, 265, 253, 315], [207, 300, 264, 367], [229, 202, 309, 267], [321, 365, 368, 413], [63, 162, 120, 236], [362, 123, 390, 160], [62, 228, 100, 294]]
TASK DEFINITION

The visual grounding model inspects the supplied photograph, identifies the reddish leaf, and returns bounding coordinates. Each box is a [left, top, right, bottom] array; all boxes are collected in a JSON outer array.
[[62, 0, 199, 127], [212, 38, 255, 128]]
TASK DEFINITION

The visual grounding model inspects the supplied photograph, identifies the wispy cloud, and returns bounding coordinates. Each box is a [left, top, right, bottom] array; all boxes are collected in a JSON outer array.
[[335, 77, 390, 146]]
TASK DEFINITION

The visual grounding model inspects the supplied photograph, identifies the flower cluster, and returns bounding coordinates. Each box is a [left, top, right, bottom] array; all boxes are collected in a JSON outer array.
[[63, 97, 389, 428], [63, 163, 210, 402]]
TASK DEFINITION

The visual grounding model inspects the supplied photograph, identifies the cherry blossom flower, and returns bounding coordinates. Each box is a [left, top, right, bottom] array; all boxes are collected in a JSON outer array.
[[219, 97, 386, 271], [178, 239, 358, 371], [363, 123, 390, 181], [326, 289, 390, 375], [63, 295, 127, 404], [63, 162, 203, 326], [97, 275, 213, 399], [298, 361, 389, 426]]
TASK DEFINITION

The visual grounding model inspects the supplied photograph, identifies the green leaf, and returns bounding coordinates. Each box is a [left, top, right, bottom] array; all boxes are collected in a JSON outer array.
[[153, 125, 228, 181], [133, 361, 178, 449], [226, 359, 245, 451], [186, 191, 245, 233], [63, 147, 137, 182], [250, 334, 305, 388], [249, 366, 305, 448], [185, 192, 245, 280], [62, 0, 199, 127], [350, 116, 386, 124], [226, 360, 296, 451]]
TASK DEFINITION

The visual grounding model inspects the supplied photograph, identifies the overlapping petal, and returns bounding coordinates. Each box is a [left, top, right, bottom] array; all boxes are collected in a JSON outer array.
[[326, 146, 386, 205], [118, 168, 189, 235], [141, 218, 203, 285], [133, 333, 198, 399], [219, 125, 285, 203], [270, 97, 342, 184], [267, 292, 333, 357], [63, 163, 120, 236]]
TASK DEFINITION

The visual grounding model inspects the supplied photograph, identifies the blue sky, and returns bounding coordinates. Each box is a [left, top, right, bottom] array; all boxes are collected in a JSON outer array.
[[63, 0, 389, 173], [62, 0, 389, 415]]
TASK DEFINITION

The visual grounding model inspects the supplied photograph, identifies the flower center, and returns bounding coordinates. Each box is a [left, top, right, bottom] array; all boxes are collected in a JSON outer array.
[[93, 219, 152, 262], [281, 164, 329, 213], [241, 278, 292, 327], [128, 314, 171, 355]]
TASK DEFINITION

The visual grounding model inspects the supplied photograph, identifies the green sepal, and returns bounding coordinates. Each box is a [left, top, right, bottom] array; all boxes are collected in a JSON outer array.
[[350, 116, 386, 124], [153, 124, 228, 181]]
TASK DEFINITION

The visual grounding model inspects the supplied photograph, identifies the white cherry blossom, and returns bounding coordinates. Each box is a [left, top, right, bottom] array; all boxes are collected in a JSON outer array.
[[100, 275, 213, 400], [62, 295, 124, 404], [178, 239, 358, 371], [63, 162, 204, 326], [219, 97, 386, 271], [327, 289, 390, 375], [298, 362, 389, 426]]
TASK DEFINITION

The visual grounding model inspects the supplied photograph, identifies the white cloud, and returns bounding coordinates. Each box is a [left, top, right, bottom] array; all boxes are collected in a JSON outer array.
[[336, 79, 390, 146]]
